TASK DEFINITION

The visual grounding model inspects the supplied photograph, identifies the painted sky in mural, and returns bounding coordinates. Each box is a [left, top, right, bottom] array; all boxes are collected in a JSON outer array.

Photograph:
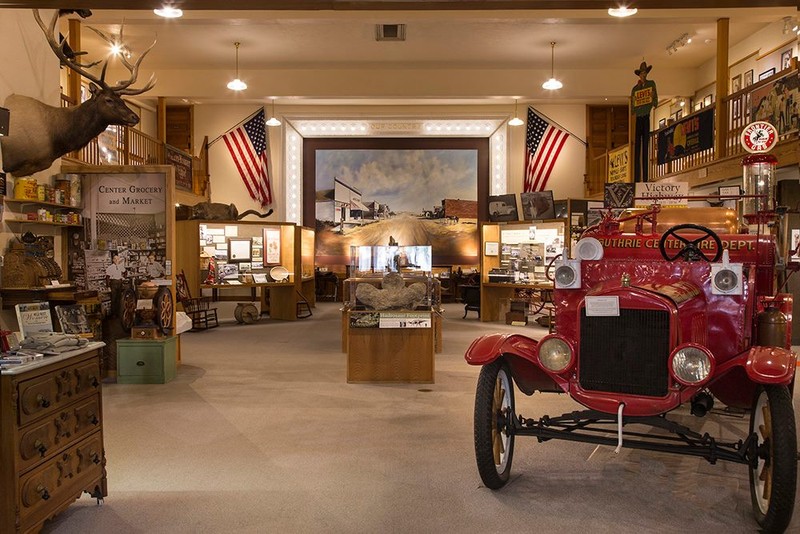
[[315, 149, 477, 220]]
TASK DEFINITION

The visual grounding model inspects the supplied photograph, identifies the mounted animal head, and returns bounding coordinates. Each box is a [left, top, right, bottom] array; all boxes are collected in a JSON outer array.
[[0, 9, 156, 177]]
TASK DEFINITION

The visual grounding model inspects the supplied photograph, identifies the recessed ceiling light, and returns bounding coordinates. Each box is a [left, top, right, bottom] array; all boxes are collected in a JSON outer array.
[[608, 7, 638, 18], [154, 7, 183, 18]]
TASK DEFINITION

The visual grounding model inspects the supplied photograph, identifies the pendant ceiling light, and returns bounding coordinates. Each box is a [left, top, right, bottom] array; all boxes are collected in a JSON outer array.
[[153, 6, 183, 18], [508, 99, 524, 126], [608, 6, 637, 18], [542, 41, 563, 91], [266, 98, 281, 127], [227, 42, 247, 91]]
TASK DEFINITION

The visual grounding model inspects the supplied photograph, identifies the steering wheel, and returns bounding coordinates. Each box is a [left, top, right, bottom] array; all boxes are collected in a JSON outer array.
[[658, 224, 723, 262]]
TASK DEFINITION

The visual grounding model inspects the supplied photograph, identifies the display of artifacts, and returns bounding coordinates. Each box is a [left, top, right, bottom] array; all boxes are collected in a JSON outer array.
[[228, 237, 252, 261], [731, 74, 742, 94], [484, 241, 499, 256], [489, 194, 519, 222], [520, 191, 555, 221], [751, 74, 800, 135], [759, 68, 776, 81], [15, 302, 53, 338], [313, 140, 481, 268], [744, 69, 754, 87], [224, 225, 238, 237], [605, 183, 635, 209], [781, 49, 793, 71], [252, 273, 269, 284], [55, 305, 92, 337], [264, 228, 281, 264]]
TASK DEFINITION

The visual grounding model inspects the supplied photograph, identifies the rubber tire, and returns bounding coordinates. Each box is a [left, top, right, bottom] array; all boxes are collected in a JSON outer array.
[[749, 385, 797, 533], [474, 359, 515, 489]]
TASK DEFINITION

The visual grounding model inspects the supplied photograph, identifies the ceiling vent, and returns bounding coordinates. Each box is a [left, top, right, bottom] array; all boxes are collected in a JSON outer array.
[[376, 24, 406, 41]]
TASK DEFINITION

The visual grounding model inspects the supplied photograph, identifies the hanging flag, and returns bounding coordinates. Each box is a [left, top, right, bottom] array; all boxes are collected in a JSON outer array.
[[524, 107, 569, 192], [221, 108, 273, 207]]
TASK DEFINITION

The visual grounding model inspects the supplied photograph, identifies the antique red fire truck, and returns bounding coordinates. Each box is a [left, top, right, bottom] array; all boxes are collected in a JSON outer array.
[[466, 160, 797, 532]]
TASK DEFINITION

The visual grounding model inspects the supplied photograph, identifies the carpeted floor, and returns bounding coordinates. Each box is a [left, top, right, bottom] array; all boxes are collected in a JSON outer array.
[[42, 302, 798, 533]]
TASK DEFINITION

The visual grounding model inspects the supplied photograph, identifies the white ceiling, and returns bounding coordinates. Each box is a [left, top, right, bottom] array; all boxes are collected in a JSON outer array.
[[51, 6, 799, 106]]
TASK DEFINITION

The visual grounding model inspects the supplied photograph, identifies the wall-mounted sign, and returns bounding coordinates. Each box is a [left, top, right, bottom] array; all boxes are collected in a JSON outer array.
[[740, 121, 778, 153], [656, 108, 714, 165], [607, 145, 630, 183], [635, 181, 688, 208], [165, 144, 193, 191]]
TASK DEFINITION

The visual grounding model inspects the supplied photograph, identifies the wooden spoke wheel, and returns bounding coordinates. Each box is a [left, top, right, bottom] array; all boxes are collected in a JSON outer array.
[[154, 287, 173, 334], [473, 359, 515, 489], [120, 287, 137, 332], [749, 385, 797, 533]]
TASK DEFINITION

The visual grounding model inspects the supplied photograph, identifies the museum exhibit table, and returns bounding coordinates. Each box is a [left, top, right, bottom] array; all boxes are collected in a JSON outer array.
[[0, 342, 107, 533]]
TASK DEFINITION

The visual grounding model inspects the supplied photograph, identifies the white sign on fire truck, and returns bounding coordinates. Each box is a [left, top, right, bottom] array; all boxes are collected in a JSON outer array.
[[634, 182, 688, 208]]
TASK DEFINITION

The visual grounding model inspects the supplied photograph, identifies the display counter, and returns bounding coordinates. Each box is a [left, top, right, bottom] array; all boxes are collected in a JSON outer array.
[[481, 282, 554, 322]]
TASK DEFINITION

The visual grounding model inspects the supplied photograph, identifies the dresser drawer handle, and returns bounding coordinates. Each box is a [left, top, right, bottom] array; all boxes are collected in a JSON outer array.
[[36, 393, 50, 408], [36, 484, 50, 501], [34, 439, 48, 458], [136, 361, 146, 366]]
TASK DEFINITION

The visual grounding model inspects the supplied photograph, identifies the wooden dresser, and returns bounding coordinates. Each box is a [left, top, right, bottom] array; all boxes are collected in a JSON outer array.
[[0, 343, 107, 533]]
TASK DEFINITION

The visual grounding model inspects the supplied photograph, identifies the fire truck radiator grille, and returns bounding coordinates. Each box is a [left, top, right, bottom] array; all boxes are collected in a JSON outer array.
[[579, 309, 670, 397]]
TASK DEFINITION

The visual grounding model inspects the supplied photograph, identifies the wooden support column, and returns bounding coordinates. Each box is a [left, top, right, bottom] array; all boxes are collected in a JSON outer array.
[[157, 96, 167, 143], [714, 18, 729, 159], [67, 18, 82, 105]]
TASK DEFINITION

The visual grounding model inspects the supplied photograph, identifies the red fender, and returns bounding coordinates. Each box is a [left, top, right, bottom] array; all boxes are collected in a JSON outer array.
[[745, 346, 797, 385], [464, 333, 562, 395]]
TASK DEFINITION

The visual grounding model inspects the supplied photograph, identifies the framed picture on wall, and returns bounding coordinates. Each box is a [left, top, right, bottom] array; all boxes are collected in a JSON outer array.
[[658, 118, 666, 128], [744, 69, 754, 87], [731, 74, 741, 93], [520, 190, 555, 220], [760, 68, 776, 81], [488, 193, 519, 222], [781, 49, 793, 71], [703, 95, 712, 107], [732, 98, 741, 119]]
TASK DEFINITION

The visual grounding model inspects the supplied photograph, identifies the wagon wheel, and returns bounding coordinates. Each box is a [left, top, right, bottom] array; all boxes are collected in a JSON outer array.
[[749, 385, 797, 533], [154, 287, 173, 334], [658, 223, 722, 262], [474, 359, 515, 489], [119, 287, 137, 332]]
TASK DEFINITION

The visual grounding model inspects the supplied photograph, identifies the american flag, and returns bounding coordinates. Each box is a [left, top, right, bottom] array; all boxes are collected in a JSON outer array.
[[524, 107, 569, 192], [222, 108, 273, 207]]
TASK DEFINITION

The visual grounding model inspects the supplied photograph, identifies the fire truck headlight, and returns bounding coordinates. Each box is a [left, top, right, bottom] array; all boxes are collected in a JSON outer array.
[[554, 260, 581, 289], [713, 268, 739, 293], [538, 336, 573, 372], [670, 345, 713, 385]]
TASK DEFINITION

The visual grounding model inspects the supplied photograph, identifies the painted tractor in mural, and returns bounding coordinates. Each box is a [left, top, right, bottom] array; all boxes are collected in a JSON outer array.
[[466, 189, 798, 531]]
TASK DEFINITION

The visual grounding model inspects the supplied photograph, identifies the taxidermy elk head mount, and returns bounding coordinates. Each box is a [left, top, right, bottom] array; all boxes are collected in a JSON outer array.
[[0, 9, 156, 177]]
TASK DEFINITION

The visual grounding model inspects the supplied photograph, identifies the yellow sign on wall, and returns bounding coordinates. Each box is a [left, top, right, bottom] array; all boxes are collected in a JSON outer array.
[[608, 145, 630, 183]]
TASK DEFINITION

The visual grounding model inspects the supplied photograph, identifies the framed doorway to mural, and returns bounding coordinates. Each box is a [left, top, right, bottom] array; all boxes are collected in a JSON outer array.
[[303, 137, 489, 268]]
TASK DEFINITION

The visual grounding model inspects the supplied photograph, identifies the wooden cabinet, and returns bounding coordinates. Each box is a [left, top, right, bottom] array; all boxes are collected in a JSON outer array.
[[0, 343, 107, 533], [117, 336, 177, 384], [176, 220, 315, 321]]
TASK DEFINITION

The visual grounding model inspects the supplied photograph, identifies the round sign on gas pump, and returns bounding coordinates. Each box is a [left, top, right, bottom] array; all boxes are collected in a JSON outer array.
[[740, 121, 778, 153]]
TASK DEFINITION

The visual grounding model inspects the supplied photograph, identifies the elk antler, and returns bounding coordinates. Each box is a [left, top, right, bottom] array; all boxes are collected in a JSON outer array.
[[33, 9, 156, 96]]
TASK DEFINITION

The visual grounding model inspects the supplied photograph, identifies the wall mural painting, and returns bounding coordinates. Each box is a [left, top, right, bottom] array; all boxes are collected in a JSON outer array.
[[306, 139, 487, 268]]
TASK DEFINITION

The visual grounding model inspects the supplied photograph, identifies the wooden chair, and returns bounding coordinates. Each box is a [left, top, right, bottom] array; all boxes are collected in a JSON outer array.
[[296, 290, 313, 319], [177, 271, 219, 330], [461, 284, 481, 319]]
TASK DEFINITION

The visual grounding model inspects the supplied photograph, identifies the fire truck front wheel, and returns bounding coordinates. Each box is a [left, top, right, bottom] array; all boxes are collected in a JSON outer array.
[[474, 359, 515, 489], [749, 385, 797, 533]]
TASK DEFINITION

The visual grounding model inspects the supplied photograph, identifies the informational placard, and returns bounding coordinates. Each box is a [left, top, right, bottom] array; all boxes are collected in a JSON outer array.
[[607, 145, 630, 183], [635, 182, 688, 208], [379, 312, 431, 329], [585, 296, 620, 317], [165, 144, 193, 191]]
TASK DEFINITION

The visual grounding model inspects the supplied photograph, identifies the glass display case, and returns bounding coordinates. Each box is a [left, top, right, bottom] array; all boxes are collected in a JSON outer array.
[[349, 245, 433, 276], [491, 221, 566, 283]]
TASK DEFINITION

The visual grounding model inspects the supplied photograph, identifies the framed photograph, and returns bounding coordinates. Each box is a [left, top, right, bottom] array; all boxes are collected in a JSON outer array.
[[732, 98, 741, 119], [676, 110, 683, 120], [703, 95, 712, 107], [694, 102, 702, 112], [658, 118, 667, 127], [484, 241, 499, 256], [264, 228, 281, 265], [488, 193, 519, 222], [744, 69, 754, 87], [731, 74, 742, 93], [227, 237, 251, 262], [759, 68, 776, 81], [520, 191, 555, 220], [781, 49, 793, 71]]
